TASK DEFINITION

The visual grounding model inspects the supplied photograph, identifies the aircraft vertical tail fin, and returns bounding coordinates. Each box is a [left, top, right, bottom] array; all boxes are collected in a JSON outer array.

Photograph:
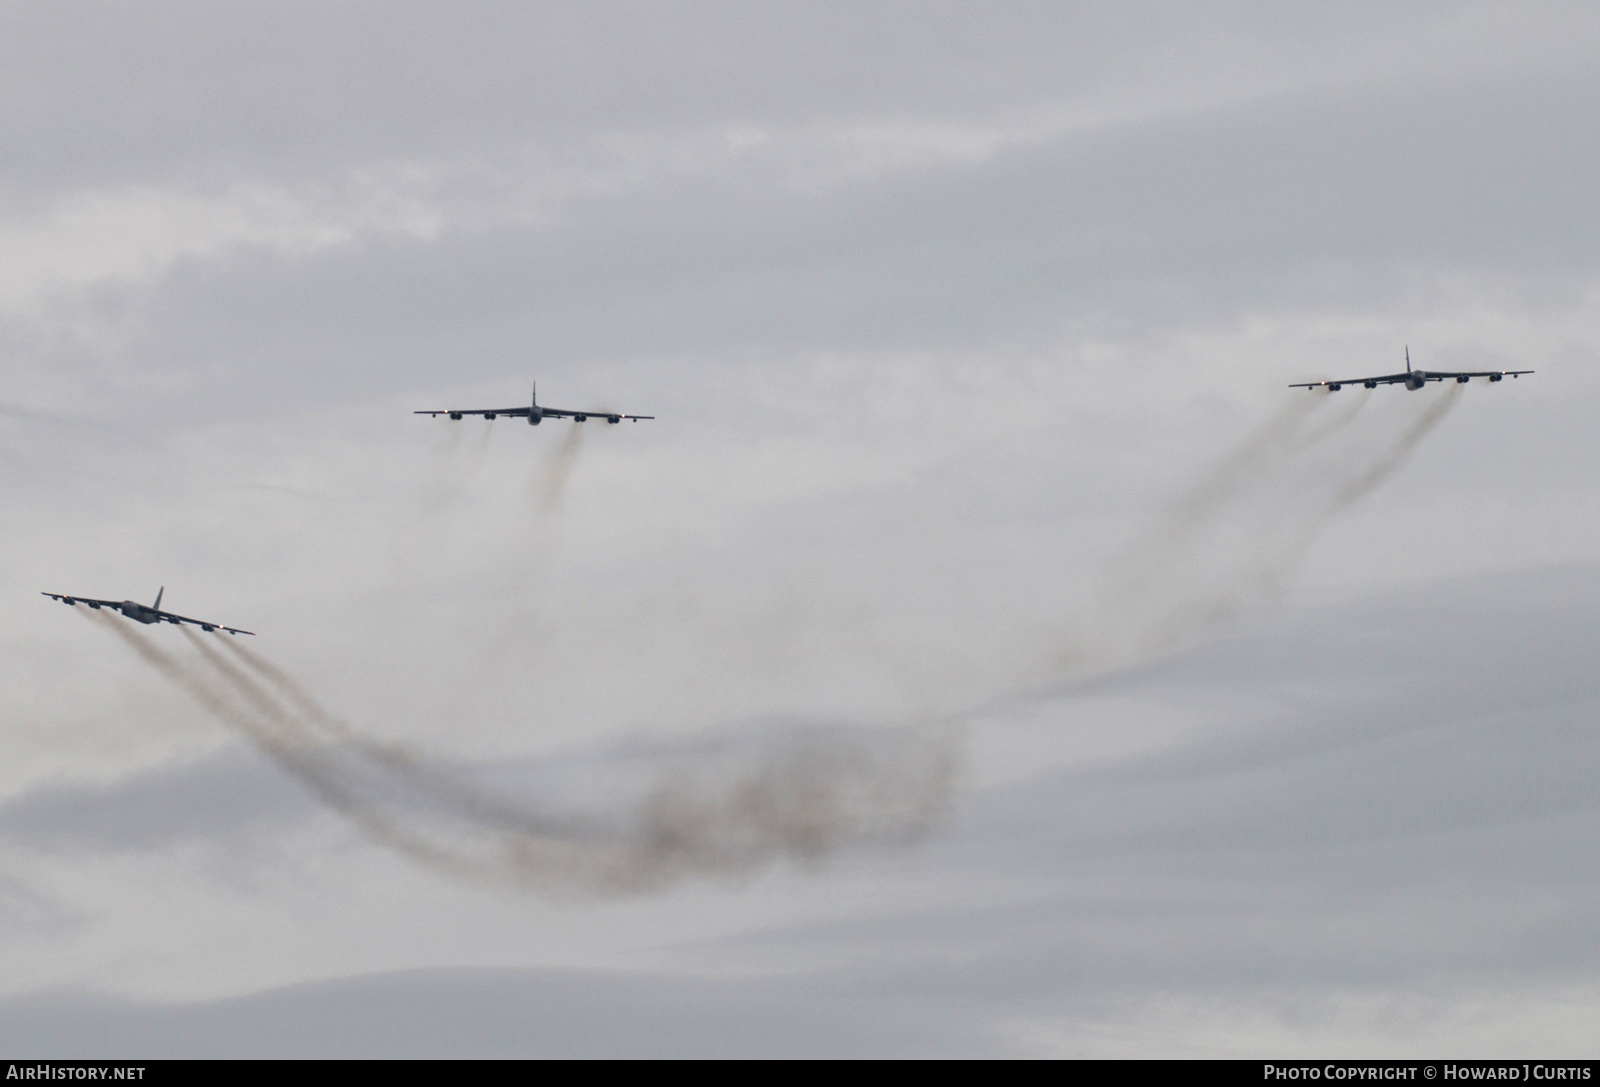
[[153, 587, 164, 610], [1405, 345, 1411, 373], [531, 381, 537, 410]]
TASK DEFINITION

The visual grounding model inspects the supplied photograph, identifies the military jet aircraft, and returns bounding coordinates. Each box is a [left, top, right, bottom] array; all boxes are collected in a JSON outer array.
[[414, 382, 654, 425], [1290, 347, 1533, 391], [42, 587, 254, 635]]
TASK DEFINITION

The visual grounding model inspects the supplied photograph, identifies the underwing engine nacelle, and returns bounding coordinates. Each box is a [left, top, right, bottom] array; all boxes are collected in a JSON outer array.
[[414, 380, 654, 427], [1287, 347, 1534, 393], [41, 586, 254, 635]]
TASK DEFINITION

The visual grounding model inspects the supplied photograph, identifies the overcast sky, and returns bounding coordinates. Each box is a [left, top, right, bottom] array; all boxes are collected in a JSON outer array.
[[1, 2, 1597, 1057]]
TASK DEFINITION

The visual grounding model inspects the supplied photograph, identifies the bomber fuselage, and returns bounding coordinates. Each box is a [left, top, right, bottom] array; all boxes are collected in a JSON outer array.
[[118, 601, 170, 624]]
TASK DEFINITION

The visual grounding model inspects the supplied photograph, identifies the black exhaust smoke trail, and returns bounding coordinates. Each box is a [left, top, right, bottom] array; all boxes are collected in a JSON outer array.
[[1145, 388, 1369, 550], [1331, 381, 1463, 509], [87, 608, 254, 737], [464, 415, 495, 467], [91, 613, 954, 896], [1090, 384, 1456, 669], [165, 624, 491, 880], [467, 420, 590, 681], [208, 630, 355, 742], [1110, 393, 1357, 598], [178, 626, 310, 738], [215, 644, 517, 830], [420, 416, 494, 511], [1160, 391, 1323, 534], [1298, 386, 1373, 445], [1095, 391, 1364, 657], [91, 610, 442, 868], [1239, 382, 1467, 609], [419, 419, 464, 509], [1258, 380, 1467, 581], [532, 420, 585, 516], [405, 416, 506, 587], [206, 630, 580, 837]]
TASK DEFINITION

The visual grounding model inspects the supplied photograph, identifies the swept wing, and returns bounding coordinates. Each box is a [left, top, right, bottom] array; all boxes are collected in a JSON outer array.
[[1291, 347, 1532, 390], [414, 381, 654, 424], [413, 405, 654, 421], [42, 591, 255, 635], [1289, 368, 1533, 390]]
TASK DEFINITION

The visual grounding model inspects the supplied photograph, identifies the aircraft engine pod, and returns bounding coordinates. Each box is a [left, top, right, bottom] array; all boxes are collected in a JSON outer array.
[[1287, 348, 1532, 393], [42, 588, 255, 635], [414, 382, 655, 427]]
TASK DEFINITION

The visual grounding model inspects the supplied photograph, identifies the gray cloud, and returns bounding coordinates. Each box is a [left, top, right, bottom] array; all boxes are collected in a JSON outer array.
[[13, 2, 1568, 194], [61, 55, 1592, 431], [3, 3, 1596, 1056], [0, 748, 310, 855], [0, 964, 992, 1058], [672, 567, 1600, 1031], [4, 567, 1595, 1055], [23, 611, 956, 897]]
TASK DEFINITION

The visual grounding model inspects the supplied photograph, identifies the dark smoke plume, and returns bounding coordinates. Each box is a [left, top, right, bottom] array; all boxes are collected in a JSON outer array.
[[79, 379, 1458, 891], [531, 420, 585, 515], [420, 416, 494, 511], [1091, 384, 1463, 669], [88, 611, 953, 896], [461, 419, 590, 684], [1330, 382, 1463, 510]]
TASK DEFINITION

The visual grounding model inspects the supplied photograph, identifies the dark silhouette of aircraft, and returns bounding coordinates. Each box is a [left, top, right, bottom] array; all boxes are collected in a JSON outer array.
[[42, 587, 253, 635], [415, 382, 654, 425], [1290, 348, 1533, 391]]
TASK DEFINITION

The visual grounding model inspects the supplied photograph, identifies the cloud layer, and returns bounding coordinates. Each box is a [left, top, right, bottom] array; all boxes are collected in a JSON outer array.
[[2, 3, 1597, 1056]]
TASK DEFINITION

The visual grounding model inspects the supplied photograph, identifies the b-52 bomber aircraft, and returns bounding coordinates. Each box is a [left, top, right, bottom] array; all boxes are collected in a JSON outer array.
[[414, 382, 654, 425], [41, 587, 254, 635], [1290, 347, 1533, 391]]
